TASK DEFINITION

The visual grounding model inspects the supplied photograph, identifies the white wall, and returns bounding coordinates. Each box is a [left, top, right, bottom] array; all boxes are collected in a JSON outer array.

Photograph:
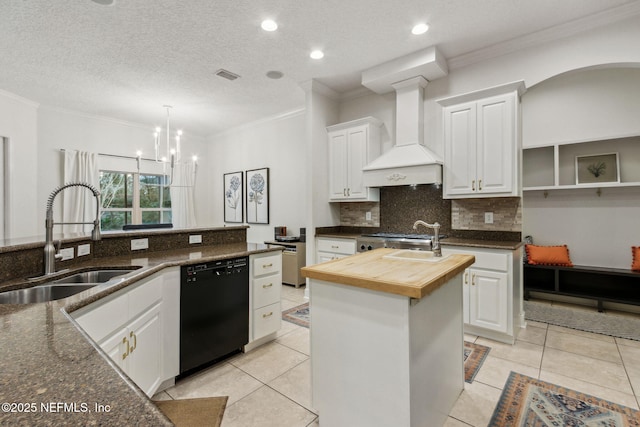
[[207, 109, 306, 243], [0, 90, 39, 239], [35, 106, 210, 233]]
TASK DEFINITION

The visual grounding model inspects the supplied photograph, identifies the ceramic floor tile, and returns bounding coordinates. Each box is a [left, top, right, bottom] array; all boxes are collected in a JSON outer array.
[[230, 341, 308, 383], [306, 419, 319, 427], [541, 347, 633, 394], [281, 298, 304, 311], [516, 324, 547, 346], [525, 320, 548, 330], [539, 370, 639, 410], [473, 355, 540, 389], [619, 341, 640, 366], [623, 365, 640, 401], [268, 359, 315, 413], [616, 337, 640, 349], [463, 333, 478, 343], [221, 385, 316, 427], [151, 391, 172, 401], [448, 381, 502, 427], [545, 329, 622, 364], [276, 326, 310, 355], [475, 337, 543, 369], [281, 285, 307, 304], [165, 362, 262, 405], [547, 324, 615, 343], [443, 417, 475, 427], [277, 318, 302, 338]]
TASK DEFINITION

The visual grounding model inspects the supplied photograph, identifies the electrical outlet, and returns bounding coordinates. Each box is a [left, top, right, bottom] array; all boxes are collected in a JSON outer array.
[[59, 247, 74, 261], [365, 211, 372, 221], [131, 238, 149, 251], [189, 234, 202, 244], [484, 212, 494, 224], [77, 243, 91, 257]]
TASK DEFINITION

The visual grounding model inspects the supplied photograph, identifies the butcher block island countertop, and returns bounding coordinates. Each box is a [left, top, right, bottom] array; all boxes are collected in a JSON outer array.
[[302, 248, 476, 427], [301, 248, 475, 299]]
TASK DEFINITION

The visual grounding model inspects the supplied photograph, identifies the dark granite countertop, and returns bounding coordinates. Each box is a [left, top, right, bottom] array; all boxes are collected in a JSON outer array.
[[0, 242, 281, 426], [441, 238, 523, 251], [315, 233, 360, 239]]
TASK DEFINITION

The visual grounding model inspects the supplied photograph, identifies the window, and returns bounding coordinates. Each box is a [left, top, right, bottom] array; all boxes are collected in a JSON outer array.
[[100, 170, 171, 231]]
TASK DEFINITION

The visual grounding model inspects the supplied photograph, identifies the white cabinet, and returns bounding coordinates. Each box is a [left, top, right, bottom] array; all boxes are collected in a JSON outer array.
[[439, 82, 524, 199], [443, 245, 522, 344], [316, 237, 356, 263], [72, 269, 179, 397], [248, 252, 282, 345], [327, 117, 382, 202]]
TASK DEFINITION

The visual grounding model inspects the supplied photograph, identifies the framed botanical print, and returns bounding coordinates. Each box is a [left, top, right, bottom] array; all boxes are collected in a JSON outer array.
[[223, 171, 243, 223], [246, 167, 269, 224], [575, 153, 620, 185]]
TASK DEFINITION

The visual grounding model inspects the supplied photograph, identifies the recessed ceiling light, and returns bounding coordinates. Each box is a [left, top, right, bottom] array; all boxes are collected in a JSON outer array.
[[411, 23, 429, 35], [261, 19, 278, 32], [266, 70, 284, 79], [310, 50, 324, 60], [91, 0, 115, 5]]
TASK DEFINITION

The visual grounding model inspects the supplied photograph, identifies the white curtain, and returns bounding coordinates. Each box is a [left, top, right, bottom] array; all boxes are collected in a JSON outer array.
[[63, 150, 99, 233], [169, 162, 197, 228]]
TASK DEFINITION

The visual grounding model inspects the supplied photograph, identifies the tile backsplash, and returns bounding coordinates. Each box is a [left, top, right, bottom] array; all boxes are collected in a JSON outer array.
[[451, 198, 522, 232]]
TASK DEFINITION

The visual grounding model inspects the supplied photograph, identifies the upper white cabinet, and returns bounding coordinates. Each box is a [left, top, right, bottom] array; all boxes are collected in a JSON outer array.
[[327, 117, 382, 202], [439, 81, 525, 199]]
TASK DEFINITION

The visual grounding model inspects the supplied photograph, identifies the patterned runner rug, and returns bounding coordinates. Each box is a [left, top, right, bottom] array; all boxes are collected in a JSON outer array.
[[488, 372, 640, 426], [282, 303, 490, 383], [525, 300, 640, 341]]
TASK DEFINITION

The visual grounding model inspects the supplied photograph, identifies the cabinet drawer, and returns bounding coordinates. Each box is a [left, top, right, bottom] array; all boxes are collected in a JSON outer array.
[[253, 274, 282, 308], [253, 302, 281, 340], [129, 277, 163, 318], [253, 254, 281, 277], [442, 247, 509, 271], [317, 238, 356, 255], [75, 293, 128, 342]]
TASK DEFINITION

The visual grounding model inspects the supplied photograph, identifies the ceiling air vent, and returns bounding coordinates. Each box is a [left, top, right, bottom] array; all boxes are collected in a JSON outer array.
[[215, 69, 240, 81]]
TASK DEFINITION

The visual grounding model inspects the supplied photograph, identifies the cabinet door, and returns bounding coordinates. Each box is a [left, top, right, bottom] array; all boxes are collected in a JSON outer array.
[[127, 304, 162, 397], [477, 94, 514, 194], [98, 327, 128, 371], [444, 102, 477, 197], [328, 130, 348, 200], [468, 268, 508, 333], [346, 125, 368, 199]]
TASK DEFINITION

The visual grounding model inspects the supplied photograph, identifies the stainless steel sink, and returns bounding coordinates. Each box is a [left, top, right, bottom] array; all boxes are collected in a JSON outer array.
[[52, 269, 137, 284], [0, 284, 97, 304]]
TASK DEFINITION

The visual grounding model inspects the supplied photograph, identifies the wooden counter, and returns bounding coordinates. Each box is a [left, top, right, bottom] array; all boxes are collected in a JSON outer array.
[[301, 248, 475, 299]]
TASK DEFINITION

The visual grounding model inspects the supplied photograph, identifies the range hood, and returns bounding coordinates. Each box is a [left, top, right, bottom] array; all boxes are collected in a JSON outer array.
[[361, 47, 447, 187]]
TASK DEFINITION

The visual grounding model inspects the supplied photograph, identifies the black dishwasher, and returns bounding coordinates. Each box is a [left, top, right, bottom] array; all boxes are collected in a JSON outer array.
[[180, 257, 249, 375]]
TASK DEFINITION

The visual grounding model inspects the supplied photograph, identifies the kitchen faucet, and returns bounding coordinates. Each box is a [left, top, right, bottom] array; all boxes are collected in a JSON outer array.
[[43, 182, 101, 275], [413, 220, 442, 257]]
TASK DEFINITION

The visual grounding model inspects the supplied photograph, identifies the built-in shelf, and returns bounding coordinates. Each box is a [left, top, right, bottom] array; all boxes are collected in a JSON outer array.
[[523, 134, 640, 192]]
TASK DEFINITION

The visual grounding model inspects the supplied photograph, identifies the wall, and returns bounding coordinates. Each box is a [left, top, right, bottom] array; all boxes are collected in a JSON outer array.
[[0, 90, 39, 239], [207, 109, 306, 243]]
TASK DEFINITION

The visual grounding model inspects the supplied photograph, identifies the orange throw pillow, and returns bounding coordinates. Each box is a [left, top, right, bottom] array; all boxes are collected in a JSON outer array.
[[632, 246, 640, 271], [525, 244, 573, 267]]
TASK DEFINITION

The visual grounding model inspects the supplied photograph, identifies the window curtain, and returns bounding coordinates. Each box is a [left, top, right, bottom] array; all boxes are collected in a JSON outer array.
[[169, 162, 197, 228], [63, 150, 99, 234]]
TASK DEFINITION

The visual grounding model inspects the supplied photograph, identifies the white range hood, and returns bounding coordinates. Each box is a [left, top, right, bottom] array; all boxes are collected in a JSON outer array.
[[361, 47, 446, 187]]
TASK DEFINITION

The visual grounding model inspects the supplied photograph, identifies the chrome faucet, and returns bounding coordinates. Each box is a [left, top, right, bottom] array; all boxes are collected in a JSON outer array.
[[413, 220, 442, 257], [44, 182, 101, 275]]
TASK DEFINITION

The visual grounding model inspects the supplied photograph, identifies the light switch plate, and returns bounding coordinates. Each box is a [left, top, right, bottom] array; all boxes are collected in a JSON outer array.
[[59, 247, 74, 261], [189, 234, 202, 244], [484, 212, 494, 224], [131, 238, 149, 251], [77, 243, 91, 257]]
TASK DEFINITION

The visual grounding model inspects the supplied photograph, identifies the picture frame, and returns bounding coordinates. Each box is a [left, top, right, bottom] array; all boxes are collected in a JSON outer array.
[[223, 171, 244, 223], [246, 167, 269, 224], [575, 153, 620, 185]]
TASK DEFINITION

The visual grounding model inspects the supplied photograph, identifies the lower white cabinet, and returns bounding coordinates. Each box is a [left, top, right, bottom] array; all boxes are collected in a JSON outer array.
[[248, 252, 282, 347], [316, 237, 356, 263], [443, 246, 522, 344], [72, 269, 179, 397]]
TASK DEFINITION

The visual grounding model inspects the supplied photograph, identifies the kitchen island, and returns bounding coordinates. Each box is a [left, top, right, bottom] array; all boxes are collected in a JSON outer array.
[[302, 248, 475, 427]]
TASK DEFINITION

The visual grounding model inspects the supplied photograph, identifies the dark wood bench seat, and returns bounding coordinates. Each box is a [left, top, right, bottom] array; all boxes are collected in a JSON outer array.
[[524, 263, 640, 312]]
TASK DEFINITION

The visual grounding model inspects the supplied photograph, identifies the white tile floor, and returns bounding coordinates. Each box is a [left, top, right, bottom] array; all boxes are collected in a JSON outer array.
[[154, 289, 640, 427]]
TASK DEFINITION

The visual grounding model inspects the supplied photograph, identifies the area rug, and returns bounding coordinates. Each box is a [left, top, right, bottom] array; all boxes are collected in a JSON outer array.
[[488, 372, 640, 426], [525, 300, 640, 341], [155, 396, 228, 427], [282, 302, 310, 327], [464, 341, 490, 383], [282, 303, 489, 383]]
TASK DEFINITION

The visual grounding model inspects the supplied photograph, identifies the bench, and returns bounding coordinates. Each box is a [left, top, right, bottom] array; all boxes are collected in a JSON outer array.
[[523, 263, 640, 312]]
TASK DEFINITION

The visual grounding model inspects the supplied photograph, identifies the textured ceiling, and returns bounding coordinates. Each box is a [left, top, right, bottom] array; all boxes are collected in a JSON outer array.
[[0, 0, 638, 137]]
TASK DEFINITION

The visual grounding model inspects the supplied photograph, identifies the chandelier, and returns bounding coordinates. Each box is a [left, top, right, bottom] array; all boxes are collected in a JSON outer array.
[[136, 105, 197, 187]]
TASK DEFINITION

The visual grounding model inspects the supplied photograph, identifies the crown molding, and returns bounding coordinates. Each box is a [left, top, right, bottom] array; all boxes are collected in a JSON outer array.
[[0, 88, 39, 108], [209, 107, 305, 139], [448, 1, 640, 70]]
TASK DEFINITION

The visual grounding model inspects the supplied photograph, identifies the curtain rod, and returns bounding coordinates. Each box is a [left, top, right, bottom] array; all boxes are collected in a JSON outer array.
[[58, 148, 156, 163]]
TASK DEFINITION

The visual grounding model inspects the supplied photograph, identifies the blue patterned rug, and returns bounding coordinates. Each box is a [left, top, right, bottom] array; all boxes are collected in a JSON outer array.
[[282, 303, 309, 328], [489, 372, 640, 426]]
